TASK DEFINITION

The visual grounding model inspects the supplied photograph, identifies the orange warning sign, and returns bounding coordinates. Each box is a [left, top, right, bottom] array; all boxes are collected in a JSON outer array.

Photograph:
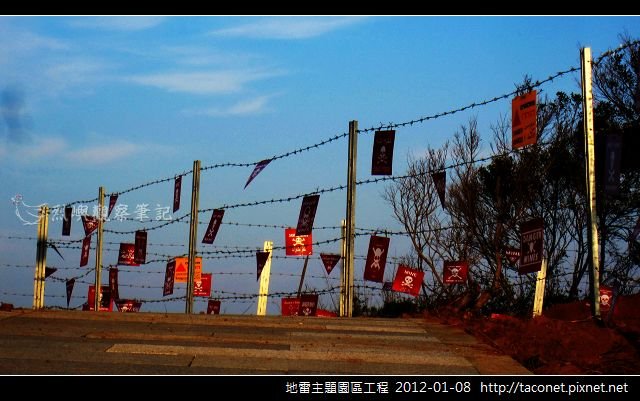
[[174, 256, 202, 283], [512, 90, 537, 149]]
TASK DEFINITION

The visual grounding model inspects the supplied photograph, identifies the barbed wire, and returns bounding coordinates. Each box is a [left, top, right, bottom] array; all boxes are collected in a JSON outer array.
[[5, 42, 640, 310], [108, 171, 192, 199], [62, 170, 192, 208], [103, 214, 191, 235], [42, 41, 635, 219], [592, 38, 640, 65], [201, 132, 349, 171], [200, 137, 547, 213], [45, 269, 94, 283], [359, 67, 579, 133]]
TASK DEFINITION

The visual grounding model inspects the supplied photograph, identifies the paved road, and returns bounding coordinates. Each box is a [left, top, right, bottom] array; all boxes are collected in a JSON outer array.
[[0, 310, 530, 375]]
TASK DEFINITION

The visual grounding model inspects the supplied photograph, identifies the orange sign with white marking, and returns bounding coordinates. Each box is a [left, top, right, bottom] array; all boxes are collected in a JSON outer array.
[[174, 256, 202, 283], [512, 90, 537, 149]]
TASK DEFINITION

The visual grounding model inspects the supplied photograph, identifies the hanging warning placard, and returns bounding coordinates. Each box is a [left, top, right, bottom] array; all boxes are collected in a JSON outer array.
[[66, 278, 75, 308], [285, 228, 312, 256], [281, 297, 300, 316], [519, 218, 544, 274], [134, 230, 147, 264], [118, 243, 139, 266], [244, 159, 271, 189], [173, 176, 182, 212], [599, 285, 614, 314], [504, 247, 521, 265], [512, 90, 537, 149], [296, 194, 320, 236], [371, 130, 395, 175], [604, 133, 622, 196], [363, 235, 390, 283], [163, 260, 176, 296], [87, 285, 112, 311], [298, 294, 319, 316], [62, 206, 72, 236], [44, 267, 57, 279], [115, 299, 142, 312], [194, 273, 212, 297], [81, 215, 98, 236], [256, 251, 270, 280], [80, 235, 91, 267], [173, 257, 202, 283], [202, 209, 224, 244], [108, 194, 118, 218], [443, 261, 468, 284], [207, 300, 221, 315], [109, 267, 119, 301], [431, 171, 446, 209], [391, 265, 424, 297], [320, 253, 341, 275]]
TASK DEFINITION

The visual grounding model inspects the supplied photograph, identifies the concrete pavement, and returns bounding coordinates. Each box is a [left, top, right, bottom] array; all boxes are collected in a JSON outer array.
[[0, 310, 530, 375]]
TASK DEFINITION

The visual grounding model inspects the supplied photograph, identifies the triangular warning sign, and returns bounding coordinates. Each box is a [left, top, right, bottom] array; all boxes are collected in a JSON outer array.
[[513, 109, 521, 127]]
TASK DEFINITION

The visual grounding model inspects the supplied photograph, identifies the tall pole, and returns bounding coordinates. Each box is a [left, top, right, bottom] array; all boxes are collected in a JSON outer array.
[[33, 205, 49, 310], [186, 160, 201, 314], [257, 241, 273, 316], [581, 47, 601, 320], [339, 219, 347, 316], [532, 258, 548, 317], [94, 187, 105, 311], [343, 120, 358, 317], [297, 255, 310, 297]]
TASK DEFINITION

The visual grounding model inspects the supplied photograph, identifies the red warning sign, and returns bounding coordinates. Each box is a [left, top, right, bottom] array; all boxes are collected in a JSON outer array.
[[193, 273, 212, 297], [285, 228, 312, 256], [391, 265, 424, 297], [281, 297, 300, 316], [512, 90, 537, 149], [117, 243, 139, 266], [298, 294, 319, 316], [87, 285, 113, 311], [599, 285, 614, 313], [207, 300, 221, 315], [115, 299, 142, 312], [443, 261, 468, 284]]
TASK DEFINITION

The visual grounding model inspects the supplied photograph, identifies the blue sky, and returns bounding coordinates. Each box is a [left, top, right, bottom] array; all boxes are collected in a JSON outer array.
[[1, 16, 639, 314]]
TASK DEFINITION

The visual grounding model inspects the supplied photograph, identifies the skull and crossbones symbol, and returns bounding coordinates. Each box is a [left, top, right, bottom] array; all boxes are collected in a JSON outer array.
[[371, 247, 385, 270], [401, 275, 414, 290], [600, 293, 611, 307], [301, 206, 312, 229], [448, 266, 462, 280], [377, 145, 388, 165]]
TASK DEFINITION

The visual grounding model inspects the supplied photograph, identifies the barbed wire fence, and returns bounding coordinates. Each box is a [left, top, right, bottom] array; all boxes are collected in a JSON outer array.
[[2, 40, 639, 315]]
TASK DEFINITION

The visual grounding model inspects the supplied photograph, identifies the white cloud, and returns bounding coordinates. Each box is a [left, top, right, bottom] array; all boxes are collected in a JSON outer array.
[[211, 17, 366, 40], [65, 141, 140, 164], [0, 135, 163, 166], [0, 25, 67, 67], [69, 16, 165, 31], [161, 45, 258, 67], [127, 69, 282, 95], [184, 94, 274, 117], [43, 60, 112, 91], [0, 136, 66, 161], [22, 136, 67, 159]]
